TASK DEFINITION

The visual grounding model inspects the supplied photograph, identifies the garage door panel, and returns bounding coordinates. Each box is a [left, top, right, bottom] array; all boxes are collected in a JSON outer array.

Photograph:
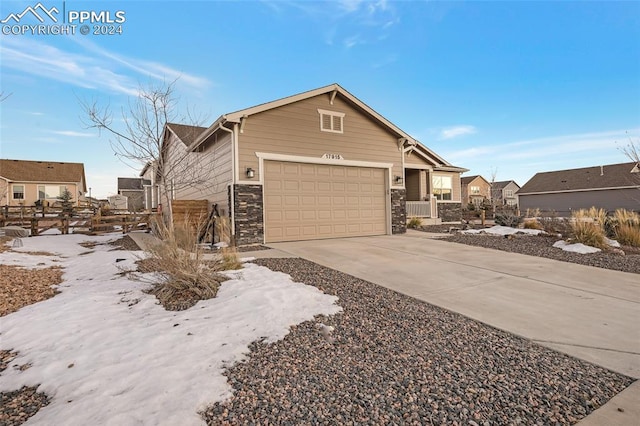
[[264, 161, 387, 243]]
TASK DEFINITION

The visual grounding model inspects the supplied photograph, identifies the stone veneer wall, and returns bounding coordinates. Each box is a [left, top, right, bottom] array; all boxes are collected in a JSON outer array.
[[391, 188, 406, 234], [231, 184, 264, 246], [437, 202, 462, 223]]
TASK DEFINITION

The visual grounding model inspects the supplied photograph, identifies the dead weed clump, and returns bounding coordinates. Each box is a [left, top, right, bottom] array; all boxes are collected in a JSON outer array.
[[141, 218, 240, 311]]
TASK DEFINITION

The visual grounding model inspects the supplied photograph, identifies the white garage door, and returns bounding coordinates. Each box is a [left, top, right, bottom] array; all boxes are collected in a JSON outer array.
[[263, 161, 387, 243]]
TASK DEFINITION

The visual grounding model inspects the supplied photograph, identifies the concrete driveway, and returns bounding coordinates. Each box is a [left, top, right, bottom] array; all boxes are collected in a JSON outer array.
[[268, 231, 640, 423]]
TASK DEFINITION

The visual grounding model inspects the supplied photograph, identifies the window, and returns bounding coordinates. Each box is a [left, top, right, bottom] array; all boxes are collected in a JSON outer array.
[[504, 189, 514, 198], [507, 199, 517, 206], [470, 186, 480, 195], [432, 175, 452, 201], [317, 109, 345, 134], [12, 184, 24, 200], [38, 185, 66, 199]]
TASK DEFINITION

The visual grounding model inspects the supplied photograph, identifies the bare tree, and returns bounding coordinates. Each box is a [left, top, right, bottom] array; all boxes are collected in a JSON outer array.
[[488, 166, 499, 209], [621, 135, 639, 164], [80, 80, 212, 218]]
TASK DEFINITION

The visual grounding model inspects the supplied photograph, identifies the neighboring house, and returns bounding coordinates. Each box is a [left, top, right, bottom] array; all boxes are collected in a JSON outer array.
[[491, 180, 520, 208], [107, 194, 128, 210], [460, 175, 492, 207], [117, 177, 151, 211], [158, 83, 467, 245], [0, 159, 87, 207], [517, 162, 640, 215]]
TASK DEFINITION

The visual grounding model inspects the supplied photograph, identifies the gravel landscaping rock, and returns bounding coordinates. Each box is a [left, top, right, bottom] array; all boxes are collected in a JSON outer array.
[[0, 265, 62, 317], [443, 234, 640, 274], [203, 258, 634, 425], [0, 386, 50, 426], [0, 352, 49, 426]]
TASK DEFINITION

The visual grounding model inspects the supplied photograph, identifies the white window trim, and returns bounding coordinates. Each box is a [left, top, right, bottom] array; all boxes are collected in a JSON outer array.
[[317, 109, 345, 134]]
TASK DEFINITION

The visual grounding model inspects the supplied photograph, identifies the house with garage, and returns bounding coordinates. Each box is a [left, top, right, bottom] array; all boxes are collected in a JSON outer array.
[[517, 162, 640, 215], [491, 180, 520, 208], [0, 159, 87, 207], [157, 84, 467, 245], [460, 175, 492, 207]]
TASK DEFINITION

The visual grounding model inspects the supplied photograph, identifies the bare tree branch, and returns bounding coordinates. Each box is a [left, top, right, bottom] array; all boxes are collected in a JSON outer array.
[[79, 80, 212, 219], [0, 91, 12, 102]]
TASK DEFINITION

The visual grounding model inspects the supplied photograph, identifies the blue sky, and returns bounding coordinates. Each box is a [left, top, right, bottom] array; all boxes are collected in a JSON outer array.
[[1, 0, 639, 198]]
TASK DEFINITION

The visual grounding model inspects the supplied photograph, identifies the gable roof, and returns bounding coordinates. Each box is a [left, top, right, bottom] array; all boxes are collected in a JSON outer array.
[[492, 180, 520, 190], [518, 162, 640, 195], [0, 159, 86, 191], [118, 177, 151, 191], [166, 123, 207, 147], [191, 83, 464, 170], [461, 175, 490, 186]]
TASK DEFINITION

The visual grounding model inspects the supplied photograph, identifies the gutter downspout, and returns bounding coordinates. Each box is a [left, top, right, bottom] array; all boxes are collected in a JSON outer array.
[[215, 119, 236, 241]]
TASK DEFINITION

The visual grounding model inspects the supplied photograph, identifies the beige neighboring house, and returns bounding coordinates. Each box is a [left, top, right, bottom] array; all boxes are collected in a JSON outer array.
[[0, 159, 87, 207], [157, 83, 467, 245], [461, 175, 492, 207]]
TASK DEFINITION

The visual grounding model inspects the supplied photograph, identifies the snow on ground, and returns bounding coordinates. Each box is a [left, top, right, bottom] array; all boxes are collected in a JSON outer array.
[[552, 240, 602, 254], [0, 234, 341, 426], [461, 225, 545, 236]]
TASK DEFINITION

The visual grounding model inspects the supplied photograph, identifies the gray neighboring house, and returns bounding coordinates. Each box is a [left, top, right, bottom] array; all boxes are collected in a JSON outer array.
[[517, 162, 640, 215], [491, 180, 520, 208], [117, 177, 151, 211]]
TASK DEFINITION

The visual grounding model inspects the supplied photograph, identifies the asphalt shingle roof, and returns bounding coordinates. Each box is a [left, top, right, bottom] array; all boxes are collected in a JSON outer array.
[[518, 162, 640, 194], [117, 177, 151, 191], [0, 159, 86, 191], [166, 123, 207, 146]]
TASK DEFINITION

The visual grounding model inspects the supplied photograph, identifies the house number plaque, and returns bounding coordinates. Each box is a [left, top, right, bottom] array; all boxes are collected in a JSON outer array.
[[322, 153, 344, 160]]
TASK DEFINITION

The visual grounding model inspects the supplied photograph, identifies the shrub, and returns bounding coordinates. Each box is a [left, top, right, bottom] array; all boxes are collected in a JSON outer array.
[[139, 217, 240, 310], [525, 208, 541, 219], [611, 209, 640, 247], [523, 218, 544, 230], [570, 208, 607, 249], [494, 213, 523, 228], [537, 213, 572, 237], [407, 216, 422, 229]]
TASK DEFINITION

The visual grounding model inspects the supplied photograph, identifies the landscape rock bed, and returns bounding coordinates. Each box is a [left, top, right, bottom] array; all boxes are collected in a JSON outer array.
[[0, 352, 50, 426], [443, 234, 640, 274], [204, 258, 634, 425]]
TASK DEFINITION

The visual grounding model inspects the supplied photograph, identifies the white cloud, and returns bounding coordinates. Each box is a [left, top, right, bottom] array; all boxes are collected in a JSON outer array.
[[51, 130, 94, 137], [0, 37, 211, 97], [443, 129, 640, 168], [439, 125, 477, 140]]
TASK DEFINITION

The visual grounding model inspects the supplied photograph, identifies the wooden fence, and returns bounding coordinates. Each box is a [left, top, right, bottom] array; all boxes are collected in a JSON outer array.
[[1, 204, 152, 236]]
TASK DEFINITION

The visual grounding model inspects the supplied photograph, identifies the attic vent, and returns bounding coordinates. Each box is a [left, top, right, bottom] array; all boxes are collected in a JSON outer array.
[[318, 109, 345, 134]]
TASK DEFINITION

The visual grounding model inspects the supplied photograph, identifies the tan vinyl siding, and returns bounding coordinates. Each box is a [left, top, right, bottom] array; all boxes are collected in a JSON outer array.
[[404, 152, 432, 166], [165, 131, 233, 216], [3, 182, 79, 206], [237, 94, 404, 180]]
